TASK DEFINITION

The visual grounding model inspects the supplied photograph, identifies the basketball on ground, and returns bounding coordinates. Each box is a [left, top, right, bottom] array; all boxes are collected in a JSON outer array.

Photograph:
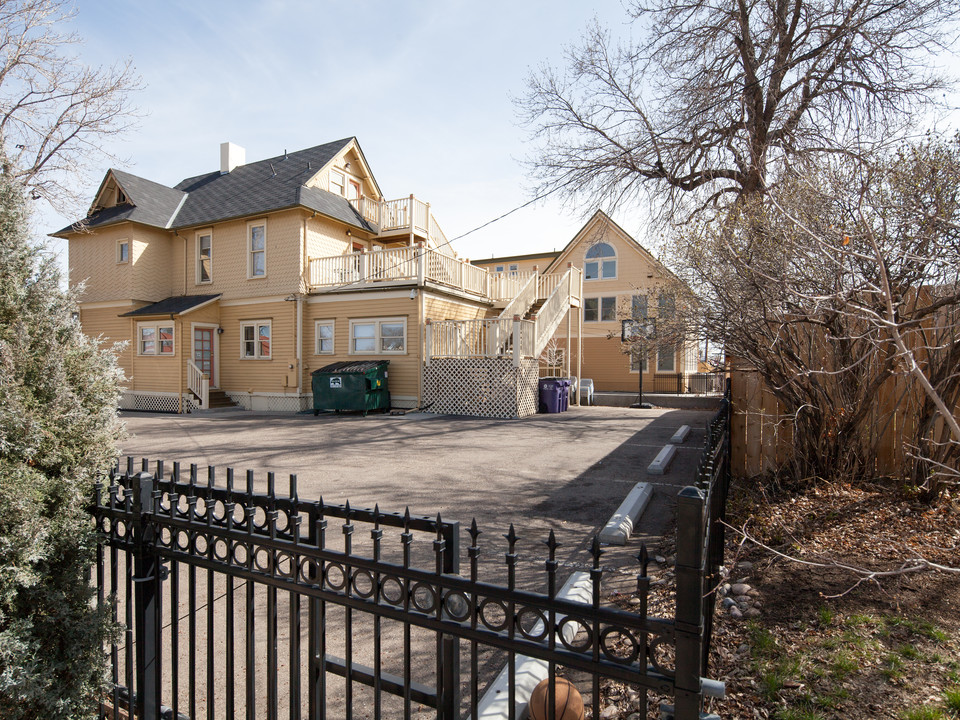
[[528, 677, 585, 720]]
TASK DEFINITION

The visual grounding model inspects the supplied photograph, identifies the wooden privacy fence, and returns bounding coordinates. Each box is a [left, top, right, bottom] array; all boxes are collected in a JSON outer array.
[[729, 359, 959, 478]]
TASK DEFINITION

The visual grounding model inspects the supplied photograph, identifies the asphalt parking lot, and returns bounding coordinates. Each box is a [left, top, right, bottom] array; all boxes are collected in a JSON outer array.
[[120, 405, 715, 575], [113, 405, 719, 718]]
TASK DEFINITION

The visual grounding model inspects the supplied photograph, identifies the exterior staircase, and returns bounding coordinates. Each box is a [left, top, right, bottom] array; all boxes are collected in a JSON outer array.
[[524, 299, 545, 321], [205, 389, 238, 410], [421, 266, 583, 418]]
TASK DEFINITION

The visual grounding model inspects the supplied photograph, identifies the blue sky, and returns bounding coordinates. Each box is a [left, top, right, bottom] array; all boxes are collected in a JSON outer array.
[[42, 0, 643, 269], [41, 1, 960, 272]]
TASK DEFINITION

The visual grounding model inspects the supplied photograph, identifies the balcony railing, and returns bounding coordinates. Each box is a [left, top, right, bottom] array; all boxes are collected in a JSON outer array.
[[349, 194, 452, 256], [307, 246, 489, 298], [425, 317, 536, 366]]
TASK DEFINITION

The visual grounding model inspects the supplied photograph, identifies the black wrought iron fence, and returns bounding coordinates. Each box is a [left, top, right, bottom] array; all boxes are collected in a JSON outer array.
[[643, 373, 725, 395], [92, 401, 731, 720]]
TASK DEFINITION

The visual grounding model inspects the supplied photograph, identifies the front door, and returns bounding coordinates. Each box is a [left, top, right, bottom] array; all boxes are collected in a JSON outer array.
[[194, 327, 215, 387]]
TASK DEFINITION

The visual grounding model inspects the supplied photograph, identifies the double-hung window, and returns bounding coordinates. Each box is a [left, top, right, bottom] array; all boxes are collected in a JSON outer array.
[[315, 320, 334, 354], [658, 294, 676, 319], [138, 323, 174, 355], [247, 221, 266, 278], [330, 170, 345, 196], [584, 242, 616, 280], [584, 296, 617, 322], [241, 321, 271, 359], [632, 295, 648, 319], [630, 351, 649, 373], [657, 344, 676, 372], [350, 318, 406, 354], [197, 231, 212, 283]]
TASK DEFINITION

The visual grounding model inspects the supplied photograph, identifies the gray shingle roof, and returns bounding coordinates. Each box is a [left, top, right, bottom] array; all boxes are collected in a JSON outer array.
[[54, 169, 187, 235], [170, 138, 375, 232], [120, 294, 221, 317], [56, 138, 379, 236]]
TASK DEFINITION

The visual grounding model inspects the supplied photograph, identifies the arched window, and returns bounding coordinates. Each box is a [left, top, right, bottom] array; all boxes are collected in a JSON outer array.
[[584, 242, 616, 280]]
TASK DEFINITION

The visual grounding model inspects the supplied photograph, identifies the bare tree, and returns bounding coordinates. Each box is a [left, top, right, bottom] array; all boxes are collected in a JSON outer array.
[[519, 0, 959, 223], [0, 0, 140, 211], [686, 138, 960, 496]]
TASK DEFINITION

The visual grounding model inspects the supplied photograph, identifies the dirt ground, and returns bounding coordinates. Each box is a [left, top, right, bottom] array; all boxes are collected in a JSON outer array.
[[705, 479, 960, 720]]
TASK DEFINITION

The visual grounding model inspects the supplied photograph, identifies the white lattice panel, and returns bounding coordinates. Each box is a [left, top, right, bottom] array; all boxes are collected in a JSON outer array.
[[422, 357, 538, 419], [226, 393, 308, 412], [120, 392, 184, 414]]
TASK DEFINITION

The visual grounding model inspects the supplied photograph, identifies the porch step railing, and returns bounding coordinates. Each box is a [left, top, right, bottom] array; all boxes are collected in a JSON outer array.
[[186, 359, 209, 410]]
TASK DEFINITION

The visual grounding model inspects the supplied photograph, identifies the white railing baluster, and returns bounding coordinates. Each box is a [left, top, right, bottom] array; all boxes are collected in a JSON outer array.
[[187, 359, 209, 410]]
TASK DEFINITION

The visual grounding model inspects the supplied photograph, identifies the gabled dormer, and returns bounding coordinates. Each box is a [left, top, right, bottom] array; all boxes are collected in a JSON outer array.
[[90, 171, 133, 213], [63, 169, 188, 233], [303, 138, 382, 203]]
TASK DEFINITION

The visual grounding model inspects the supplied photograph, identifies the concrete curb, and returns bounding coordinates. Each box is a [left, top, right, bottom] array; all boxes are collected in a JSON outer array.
[[598, 482, 653, 546], [647, 444, 677, 475], [472, 571, 592, 720], [670, 425, 691, 444]]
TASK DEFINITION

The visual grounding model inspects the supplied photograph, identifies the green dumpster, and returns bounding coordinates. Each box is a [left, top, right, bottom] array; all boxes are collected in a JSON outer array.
[[311, 360, 390, 416]]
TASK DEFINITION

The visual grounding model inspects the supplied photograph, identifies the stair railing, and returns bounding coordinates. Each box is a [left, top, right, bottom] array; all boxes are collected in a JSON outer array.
[[533, 267, 575, 357], [187, 359, 209, 410]]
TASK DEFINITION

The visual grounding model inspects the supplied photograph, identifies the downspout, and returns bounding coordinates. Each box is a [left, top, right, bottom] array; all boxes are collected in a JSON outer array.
[[299, 214, 311, 401], [176, 314, 183, 414], [296, 293, 303, 399], [130, 316, 135, 394], [178, 231, 186, 295], [418, 287, 425, 406]]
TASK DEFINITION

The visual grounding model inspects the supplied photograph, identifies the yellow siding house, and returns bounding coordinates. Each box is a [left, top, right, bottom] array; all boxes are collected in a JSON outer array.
[[57, 138, 582, 417]]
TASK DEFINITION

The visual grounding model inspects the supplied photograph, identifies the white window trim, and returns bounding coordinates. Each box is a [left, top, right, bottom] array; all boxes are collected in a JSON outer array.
[[584, 243, 618, 281], [240, 320, 272, 360], [629, 351, 650, 374], [195, 229, 213, 284], [347, 178, 361, 201], [246, 220, 267, 279], [117, 239, 130, 264], [657, 344, 677, 373], [583, 296, 618, 323], [349, 317, 407, 355], [136, 322, 176, 356], [315, 319, 335, 355], [330, 169, 346, 196]]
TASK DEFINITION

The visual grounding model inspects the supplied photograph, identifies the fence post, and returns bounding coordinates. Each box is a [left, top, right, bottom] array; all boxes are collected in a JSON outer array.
[[132, 471, 160, 720], [672, 486, 706, 720], [425, 319, 433, 367], [512, 315, 522, 367], [440, 521, 461, 719], [417, 241, 426, 286]]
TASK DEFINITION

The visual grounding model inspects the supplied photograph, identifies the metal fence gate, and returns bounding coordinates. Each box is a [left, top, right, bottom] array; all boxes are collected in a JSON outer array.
[[92, 398, 730, 720]]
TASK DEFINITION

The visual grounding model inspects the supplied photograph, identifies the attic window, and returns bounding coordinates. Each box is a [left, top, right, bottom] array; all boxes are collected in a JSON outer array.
[[330, 170, 345, 196], [116, 188, 127, 205]]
